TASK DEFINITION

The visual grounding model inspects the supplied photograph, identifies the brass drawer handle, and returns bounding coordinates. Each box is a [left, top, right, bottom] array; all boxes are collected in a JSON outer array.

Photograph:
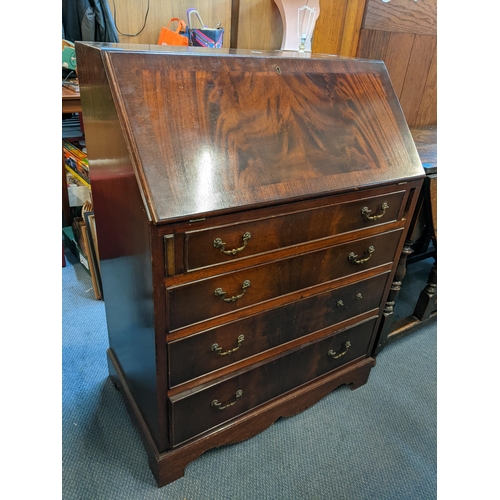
[[213, 232, 251, 256], [215, 280, 251, 302], [361, 202, 389, 221], [211, 389, 243, 410], [348, 246, 375, 265], [211, 335, 245, 356], [328, 341, 352, 359]]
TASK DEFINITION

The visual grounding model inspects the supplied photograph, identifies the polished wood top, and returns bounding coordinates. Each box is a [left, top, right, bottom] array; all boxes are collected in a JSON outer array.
[[410, 126, 437, 174], [62, 85, 80, 99], [76, 43, 424, 224], [62, 85, 81, 114]]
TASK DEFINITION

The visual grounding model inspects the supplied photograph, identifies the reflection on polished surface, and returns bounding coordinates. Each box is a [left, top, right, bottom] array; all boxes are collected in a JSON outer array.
[[195, 149, 217, 213], [105, 50, 420, 222]]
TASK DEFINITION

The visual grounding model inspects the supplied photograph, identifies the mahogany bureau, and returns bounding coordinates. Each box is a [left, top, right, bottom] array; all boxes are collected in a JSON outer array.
[[75, 42, 424, 487]]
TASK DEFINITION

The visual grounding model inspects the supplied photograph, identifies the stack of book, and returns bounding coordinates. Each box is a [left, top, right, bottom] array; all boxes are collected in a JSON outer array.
[[63, 140, 91, 207], [63, 140, 89, 183]]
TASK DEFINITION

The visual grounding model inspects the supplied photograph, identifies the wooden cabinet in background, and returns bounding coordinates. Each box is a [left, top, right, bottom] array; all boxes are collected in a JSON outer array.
[[75, 42, 424, 487]]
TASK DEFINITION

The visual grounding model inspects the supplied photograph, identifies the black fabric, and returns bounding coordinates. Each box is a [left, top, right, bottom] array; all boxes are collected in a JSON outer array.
[[62, 0, 119, 43]]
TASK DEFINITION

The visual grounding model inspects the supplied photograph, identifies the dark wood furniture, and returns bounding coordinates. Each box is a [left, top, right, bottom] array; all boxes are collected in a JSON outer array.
[[374, 126, 436, 351], [75, 42, 424, 487], [62, 86, 81, 114]]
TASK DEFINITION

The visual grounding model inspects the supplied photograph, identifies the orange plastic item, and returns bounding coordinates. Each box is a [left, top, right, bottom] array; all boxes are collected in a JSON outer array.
[[157, 18, 189, 46]]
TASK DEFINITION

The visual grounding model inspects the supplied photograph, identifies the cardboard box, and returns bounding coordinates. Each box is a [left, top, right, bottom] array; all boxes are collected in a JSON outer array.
[[66, 169, 91, 207]]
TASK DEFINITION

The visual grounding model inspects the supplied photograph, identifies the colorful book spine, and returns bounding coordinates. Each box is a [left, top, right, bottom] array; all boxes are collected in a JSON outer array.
[[65, 164, 90, 189], [63, 140, 90, 184]]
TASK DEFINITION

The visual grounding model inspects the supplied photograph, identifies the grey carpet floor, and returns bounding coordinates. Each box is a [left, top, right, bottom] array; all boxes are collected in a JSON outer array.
[[62, 246, 437, 499]]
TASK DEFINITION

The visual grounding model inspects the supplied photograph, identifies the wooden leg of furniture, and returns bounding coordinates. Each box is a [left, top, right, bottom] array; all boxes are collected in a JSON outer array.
[[107, 347, 375, 487], [373, 240, 413, 355], [414, 174, 437, 321], [376, 257, 437, 347], [413, 260, 437, 321], [374, 169, 438, 352]]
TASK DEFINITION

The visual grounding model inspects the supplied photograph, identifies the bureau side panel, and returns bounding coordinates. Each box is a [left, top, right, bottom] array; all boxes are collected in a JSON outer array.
[[75, 43, 166, 450]]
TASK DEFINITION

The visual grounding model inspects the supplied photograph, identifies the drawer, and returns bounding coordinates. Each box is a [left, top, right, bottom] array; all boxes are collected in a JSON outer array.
[[168, 272, 389, 387], [167, 229, 402, 330], [170, 317, 377, 445], [185, 190, 405, 271]]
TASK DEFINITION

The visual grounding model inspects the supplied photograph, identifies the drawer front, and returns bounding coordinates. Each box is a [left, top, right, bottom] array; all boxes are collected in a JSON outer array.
[[168, 272, 389, 387], [185, 190, 405, 270], [168, 229, 402, 331], [170, 317, 377, 445]]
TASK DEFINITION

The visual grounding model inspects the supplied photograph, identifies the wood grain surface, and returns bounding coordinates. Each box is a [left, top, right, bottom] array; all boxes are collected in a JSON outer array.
[[410, 125, 436, 171], [170, 318, 376, 444], [185, 189, 405, 270], [357, 31, 437, 127], [312, 0, 366, 56], [167, 229, 402, 330], [75, 41, 169, 450], [100, 47, 422, 223], [363, 0, 436, 36], [356, 0, 437, 127], [108, 0, 286, 50], [111, 0, 232, 46], [398, 35, 437, 126], [382, 32, 415, 96], [235, 0, 283, 50], [168, 273, 388, 386], [415, 45, 437, 126]]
